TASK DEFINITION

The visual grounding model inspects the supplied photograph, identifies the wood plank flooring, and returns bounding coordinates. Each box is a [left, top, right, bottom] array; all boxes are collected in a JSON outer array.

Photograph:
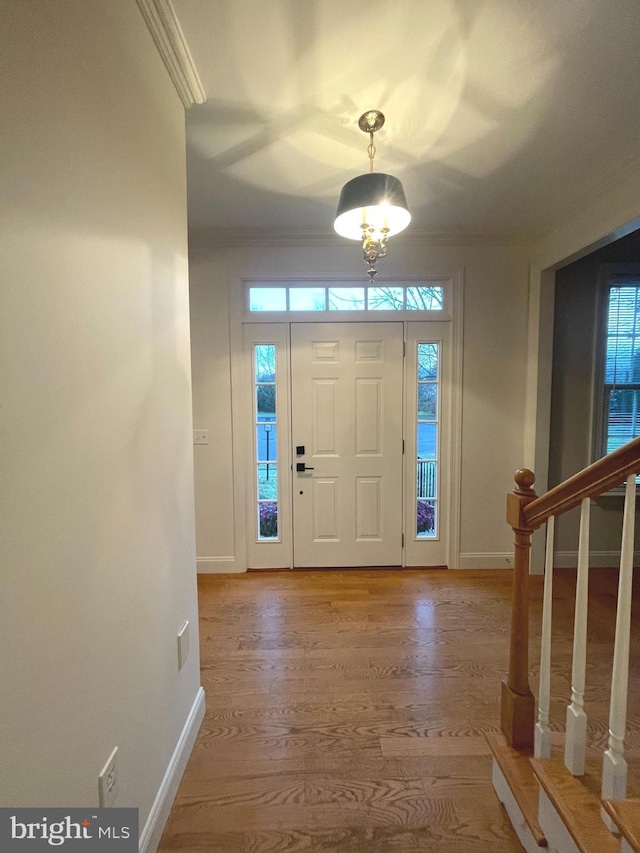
[[158, 568, 640, 853]]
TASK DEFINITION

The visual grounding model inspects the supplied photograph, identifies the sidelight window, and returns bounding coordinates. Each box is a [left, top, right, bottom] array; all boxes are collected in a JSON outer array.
[[254, 344, 278, 539], [416, 343, 439, 538]]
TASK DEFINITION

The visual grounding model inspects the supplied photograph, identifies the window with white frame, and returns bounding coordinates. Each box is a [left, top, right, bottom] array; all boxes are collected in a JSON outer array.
[[248, 283, 445, 313], [254, 344, 279, 540], [415, 342, 439, 539], [597, 277, 640, 457]]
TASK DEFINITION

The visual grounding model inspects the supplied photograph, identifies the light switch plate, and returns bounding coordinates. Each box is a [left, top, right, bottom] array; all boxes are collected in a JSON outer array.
[[98, 747, 120, 808], [177, 621, 190, 669], [193, 430, 209, 445]]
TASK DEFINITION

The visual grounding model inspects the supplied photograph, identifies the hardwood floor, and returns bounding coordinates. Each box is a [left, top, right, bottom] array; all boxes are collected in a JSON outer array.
[[158, 568, 640, 853]]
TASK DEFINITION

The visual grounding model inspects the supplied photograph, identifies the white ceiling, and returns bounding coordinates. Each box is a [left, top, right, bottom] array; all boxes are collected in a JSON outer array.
[[173, 0, 640, 240]]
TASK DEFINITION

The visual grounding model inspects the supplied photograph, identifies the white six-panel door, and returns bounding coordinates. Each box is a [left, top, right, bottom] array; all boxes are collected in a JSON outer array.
[[290, 322, 404, 567]]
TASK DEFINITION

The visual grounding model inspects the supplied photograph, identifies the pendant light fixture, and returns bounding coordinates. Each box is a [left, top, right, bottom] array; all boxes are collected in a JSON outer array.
[[334, 110, 410, 281]]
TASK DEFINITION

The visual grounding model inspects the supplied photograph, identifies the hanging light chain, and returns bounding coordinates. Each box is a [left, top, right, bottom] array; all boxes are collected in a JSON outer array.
[[367, 131, 376, 173]]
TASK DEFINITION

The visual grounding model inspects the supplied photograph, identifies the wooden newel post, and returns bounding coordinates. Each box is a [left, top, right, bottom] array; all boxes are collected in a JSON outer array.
[[501, 468, 537, 749]]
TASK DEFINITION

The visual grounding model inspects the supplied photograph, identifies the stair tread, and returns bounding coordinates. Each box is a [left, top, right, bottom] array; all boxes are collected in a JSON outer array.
[[530, 758, 619, 853], [602, 798, 640, 852], [485, 732, 547, 846]]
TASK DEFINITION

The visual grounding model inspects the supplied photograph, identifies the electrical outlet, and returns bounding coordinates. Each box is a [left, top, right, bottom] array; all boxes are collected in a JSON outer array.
[[98, 747, 120, 808], [177, 621, 190, 670], [193, 430, 209, 445]]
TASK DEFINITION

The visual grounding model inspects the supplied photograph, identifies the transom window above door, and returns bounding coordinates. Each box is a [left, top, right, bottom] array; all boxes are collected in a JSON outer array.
[[246, 281, 449, 317]]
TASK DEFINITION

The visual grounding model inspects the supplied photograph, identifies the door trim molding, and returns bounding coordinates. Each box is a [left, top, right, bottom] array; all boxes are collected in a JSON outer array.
[[229, 269, 464, 571], [448, 269, 464, 568]]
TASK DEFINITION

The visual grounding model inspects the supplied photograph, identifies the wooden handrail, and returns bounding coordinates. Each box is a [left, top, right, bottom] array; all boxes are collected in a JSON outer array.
[[523, 435, 640, 530], [500, 435, 640, 749]]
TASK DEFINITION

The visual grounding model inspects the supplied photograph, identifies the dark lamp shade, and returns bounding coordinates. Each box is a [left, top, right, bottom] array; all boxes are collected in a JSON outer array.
[[334, 172, 410, 240]]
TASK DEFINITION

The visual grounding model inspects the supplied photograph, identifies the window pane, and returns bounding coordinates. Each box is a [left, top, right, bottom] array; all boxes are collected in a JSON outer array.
[[406, 286, 444, 311], [417, 422, 437, 460], [256, 423, 278, 462], [256, 385, 276, 420], [254, 340, 279, 541], [418, 384, 437, 420], [257, 464, 278, 500], [417, 343, 438, 380], [249, 288, 287, 312], [606, 388, 640, 453], [415, 338, 439, 540], [255, 345, 276, 382], [368, 286, 405, 310], [328, 287, 365, 310], [289, 287, 326, 311], [417, 499, 436, 538], [606, 286, 640, 383], [604, 285, 640, 456], [258, 501, 278, 539]]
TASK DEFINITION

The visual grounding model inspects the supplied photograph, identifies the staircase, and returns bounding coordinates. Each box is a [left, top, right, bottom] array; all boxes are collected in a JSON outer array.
[[491, 438, 640, 853]]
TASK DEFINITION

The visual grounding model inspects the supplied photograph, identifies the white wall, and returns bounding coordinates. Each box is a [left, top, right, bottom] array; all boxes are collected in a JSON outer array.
[[523, 161, 640, 571], [0, 0, 201, 835], [525, 158, 640, 487], [549, 231, 640, 561], [190, 240, 530, 570], [190, 254, 237, 568]]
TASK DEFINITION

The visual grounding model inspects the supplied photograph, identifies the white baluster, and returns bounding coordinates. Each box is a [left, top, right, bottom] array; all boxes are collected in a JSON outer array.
[[601, 475, 637, 830], [535, 515, 555, 758], [564, 496, 590, 775]]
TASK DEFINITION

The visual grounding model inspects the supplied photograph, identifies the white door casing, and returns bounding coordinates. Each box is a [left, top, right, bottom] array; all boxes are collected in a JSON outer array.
[[243, 323, 292, 570], [404, 322, 453, 567], [290, 322, 404, 567], [231, 275, 463, 571]]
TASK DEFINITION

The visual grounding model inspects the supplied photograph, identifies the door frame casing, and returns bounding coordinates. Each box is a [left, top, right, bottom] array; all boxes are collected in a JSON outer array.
[[404, 321, 455, 567], [241, 323, 293, 569], [229, 272, 464, 570]]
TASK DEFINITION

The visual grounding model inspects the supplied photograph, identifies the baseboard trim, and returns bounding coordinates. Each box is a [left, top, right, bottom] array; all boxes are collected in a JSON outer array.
[[553, 550, 640, 569], [139, 686, 205, 853], [456, 552, 513, 569], [197, 557, 243, 574]]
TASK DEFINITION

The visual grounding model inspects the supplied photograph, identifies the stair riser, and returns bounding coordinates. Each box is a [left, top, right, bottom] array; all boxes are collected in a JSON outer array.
[[538, 787, 581, 853], [491, 759, 547, 852]]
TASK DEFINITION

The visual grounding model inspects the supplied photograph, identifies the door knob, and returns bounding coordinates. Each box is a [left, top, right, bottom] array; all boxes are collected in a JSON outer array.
[[296, 463, 315, 472]]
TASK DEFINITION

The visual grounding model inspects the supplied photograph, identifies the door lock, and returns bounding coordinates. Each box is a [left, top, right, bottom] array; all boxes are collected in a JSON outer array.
[[296, 463, 315, 472]]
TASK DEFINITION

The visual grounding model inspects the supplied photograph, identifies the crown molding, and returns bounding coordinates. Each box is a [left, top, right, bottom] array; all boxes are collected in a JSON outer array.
[[136, 0, 205, 108], [188, 227, 534, 252]]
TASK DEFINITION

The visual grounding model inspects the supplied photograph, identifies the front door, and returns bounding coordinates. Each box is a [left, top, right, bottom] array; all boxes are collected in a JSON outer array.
[[290, 322, 404, 567]]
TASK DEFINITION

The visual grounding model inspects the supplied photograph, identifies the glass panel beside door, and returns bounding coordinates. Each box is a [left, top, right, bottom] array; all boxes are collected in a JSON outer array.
[[254, 344, 278, 540], [416, 343, 439, 539]]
